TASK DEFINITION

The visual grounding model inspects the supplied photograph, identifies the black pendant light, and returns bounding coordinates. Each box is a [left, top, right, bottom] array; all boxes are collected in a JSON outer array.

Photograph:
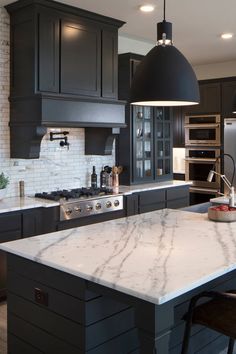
[[233, 93, 236, 114], [130, 0, 200, 106]]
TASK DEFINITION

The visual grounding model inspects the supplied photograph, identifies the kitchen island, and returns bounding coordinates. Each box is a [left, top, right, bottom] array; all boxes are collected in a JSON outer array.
[[1, 209, 236, 353]]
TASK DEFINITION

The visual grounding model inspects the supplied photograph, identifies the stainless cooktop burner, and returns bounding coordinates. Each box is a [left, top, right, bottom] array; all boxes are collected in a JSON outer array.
[[35, 187, 123, 221]]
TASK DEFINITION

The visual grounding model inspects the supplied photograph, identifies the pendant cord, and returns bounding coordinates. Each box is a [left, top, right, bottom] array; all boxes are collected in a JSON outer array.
[[163, 0, 166, 21]]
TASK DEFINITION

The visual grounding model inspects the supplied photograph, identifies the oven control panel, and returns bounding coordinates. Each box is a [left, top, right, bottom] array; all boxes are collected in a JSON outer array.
[[60, 195, 123, 221]]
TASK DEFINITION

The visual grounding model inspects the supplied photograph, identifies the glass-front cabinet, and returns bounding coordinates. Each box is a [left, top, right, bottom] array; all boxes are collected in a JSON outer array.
[[118, 52, 173, 185], [131, 105, 172, 184]]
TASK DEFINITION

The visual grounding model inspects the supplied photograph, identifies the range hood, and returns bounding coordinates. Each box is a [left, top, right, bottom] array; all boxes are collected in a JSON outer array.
[[9, 94, 126, 158], [7, 0, 126, 159]]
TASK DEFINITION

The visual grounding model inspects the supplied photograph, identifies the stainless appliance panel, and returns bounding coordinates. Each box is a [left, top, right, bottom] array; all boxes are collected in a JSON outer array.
[[185, 114, 221, 146], [60, 195, 123, 221], [185, 148, 221, 188], [189, 187, 220, 205]]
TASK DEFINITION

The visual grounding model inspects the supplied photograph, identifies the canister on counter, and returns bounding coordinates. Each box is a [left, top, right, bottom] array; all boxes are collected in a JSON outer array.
[[19, 180, 25, 197]]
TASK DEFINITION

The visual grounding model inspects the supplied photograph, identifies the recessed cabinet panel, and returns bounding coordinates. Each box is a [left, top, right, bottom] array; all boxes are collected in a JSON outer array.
[[222, 81, 236, 118], [102, 29, 118, 99], [38, 12, 59, 93], [186, 83, 221, 114], [61, 20, 101, 96]]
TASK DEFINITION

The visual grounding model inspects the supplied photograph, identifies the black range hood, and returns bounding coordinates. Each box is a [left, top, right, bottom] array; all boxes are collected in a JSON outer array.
[[7, 0, 126, 159]]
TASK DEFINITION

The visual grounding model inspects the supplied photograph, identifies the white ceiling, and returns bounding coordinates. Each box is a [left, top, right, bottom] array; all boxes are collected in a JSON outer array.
[[2, 0, 236, 65]]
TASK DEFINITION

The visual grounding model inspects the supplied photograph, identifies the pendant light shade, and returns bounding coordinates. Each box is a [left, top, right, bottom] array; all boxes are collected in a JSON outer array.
[[130, 1, 200, 107], [233, 93, 236, 114]]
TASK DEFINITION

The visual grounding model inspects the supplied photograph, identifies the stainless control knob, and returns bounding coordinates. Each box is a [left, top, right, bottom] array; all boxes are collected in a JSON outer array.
[[86, 205, 93, 212], [74, 206, 82, 213], [95, 203, 102, 210], [106, 201, 112, 208], [65, 208, 73, 215], [114, 200, 120, 207]]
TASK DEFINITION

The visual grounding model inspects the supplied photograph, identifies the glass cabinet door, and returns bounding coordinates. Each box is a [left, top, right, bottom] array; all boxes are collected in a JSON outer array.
[[154, 108, 172, 179], [133, 106, 154, 181]]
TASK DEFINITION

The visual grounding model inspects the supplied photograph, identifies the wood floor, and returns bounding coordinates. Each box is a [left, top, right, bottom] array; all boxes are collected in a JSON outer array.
[[0, 302, 7, 354], [0, 301, 234, 354]]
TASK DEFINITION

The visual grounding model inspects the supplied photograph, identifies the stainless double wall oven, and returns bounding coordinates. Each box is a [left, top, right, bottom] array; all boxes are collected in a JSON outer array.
[[185, 114, 222, 205]]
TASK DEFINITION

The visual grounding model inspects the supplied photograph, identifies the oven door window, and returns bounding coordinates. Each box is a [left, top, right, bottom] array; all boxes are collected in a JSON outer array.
[[189, 163, 216, 182], [189, 128, 216, 141]]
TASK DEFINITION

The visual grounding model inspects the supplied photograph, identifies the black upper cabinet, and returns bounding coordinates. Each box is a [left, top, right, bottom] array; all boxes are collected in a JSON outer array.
[[185, 82, 221, 114], [6, 0, 125, 158], [60, 18, 101, 97], [102, 28, 118, 99], [173, 107, 185, 148], [117, 53, 173, 185], [38, 10, 60, 93], [221, 81, 236, 118]]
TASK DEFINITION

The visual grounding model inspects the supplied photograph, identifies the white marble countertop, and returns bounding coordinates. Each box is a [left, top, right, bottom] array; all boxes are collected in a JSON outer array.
[[119, 180, 191, 195], [1, 208, 236, 305], [0, 196, 59, 214]]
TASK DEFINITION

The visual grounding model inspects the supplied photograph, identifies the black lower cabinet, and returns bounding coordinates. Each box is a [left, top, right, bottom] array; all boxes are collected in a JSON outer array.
[[22, 207, 58, 238], [0, 207, 58, 301], [6, 253, 235, 354], [125, 186, 189, 216], [0, 212, 21, 300]]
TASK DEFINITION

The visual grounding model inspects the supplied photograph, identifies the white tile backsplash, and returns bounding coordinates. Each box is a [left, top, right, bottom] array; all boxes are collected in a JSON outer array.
[[0, 7, 115, 197]]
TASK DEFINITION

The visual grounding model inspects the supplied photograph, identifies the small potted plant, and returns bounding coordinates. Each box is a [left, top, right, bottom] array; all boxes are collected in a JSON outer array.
[[0, 172, 9, 200]]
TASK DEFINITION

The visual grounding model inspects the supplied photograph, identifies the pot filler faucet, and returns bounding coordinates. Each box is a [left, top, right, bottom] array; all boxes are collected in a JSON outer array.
[[207, 153, 236, 207]]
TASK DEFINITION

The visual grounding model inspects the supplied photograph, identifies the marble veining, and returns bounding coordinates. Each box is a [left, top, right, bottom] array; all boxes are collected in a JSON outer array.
[[1, 209, 236, 305]]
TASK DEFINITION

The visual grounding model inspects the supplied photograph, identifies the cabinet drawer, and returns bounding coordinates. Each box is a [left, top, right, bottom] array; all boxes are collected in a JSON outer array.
[[139, 189, 165, 206], [166, 187, 189, 201], [0, 213, 21, 233]]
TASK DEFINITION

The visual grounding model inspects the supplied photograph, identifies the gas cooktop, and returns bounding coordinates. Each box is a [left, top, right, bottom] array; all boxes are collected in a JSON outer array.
[[35, 187, 113, 201]]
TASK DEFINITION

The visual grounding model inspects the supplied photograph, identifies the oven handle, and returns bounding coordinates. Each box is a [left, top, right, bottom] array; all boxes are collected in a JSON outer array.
[[190, 187, 220, 194], [185, 157, 218, 162], [184, 123, 220, 128]]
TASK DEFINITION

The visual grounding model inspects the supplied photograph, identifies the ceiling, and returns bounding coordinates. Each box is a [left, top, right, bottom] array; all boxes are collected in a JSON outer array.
[[2, 0, 236, 65]]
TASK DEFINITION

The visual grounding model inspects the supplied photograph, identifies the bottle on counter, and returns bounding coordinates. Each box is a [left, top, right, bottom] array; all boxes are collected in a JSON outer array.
[[100, 166, 106, 188], [91, 166, 97, 189]]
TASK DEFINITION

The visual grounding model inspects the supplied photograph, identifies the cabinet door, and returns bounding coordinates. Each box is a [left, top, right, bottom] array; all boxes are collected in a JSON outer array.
[[0, 212, 22, 300], [22, 208, 57, 238], [173, 107, 185, 147], [133, 106, 154, 183], [102, 28, 118, 99], [221, 81, 236, 118], [186, 83, 221, 114], [125, 194, 139, 216], [154, 108, 172, 180], [61, 19, 101, 97], [139, 189, 166, 213], [38, 11, 59, 93]]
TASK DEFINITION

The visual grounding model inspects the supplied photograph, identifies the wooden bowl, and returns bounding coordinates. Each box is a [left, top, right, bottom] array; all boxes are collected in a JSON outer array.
[[208, 206, 236, 222]]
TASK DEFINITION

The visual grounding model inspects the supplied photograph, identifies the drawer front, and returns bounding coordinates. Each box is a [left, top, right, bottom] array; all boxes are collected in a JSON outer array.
[[166, 187, 189, 201]]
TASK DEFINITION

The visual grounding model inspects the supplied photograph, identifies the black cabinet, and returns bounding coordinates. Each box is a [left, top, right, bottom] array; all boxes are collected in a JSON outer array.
[[22, 207, 58, 238], [118, 53, 173, 185], [38, 10, 60, 93], [60, 18, 101, 97], [6, 0, 125, 158], [125, 186, 190, 216], [173, 107, 185, 148], [0, 206, 58, 300], [0, 212, 22, 300], [221, 80, 236, 118], [186, 82, 221, 115]]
